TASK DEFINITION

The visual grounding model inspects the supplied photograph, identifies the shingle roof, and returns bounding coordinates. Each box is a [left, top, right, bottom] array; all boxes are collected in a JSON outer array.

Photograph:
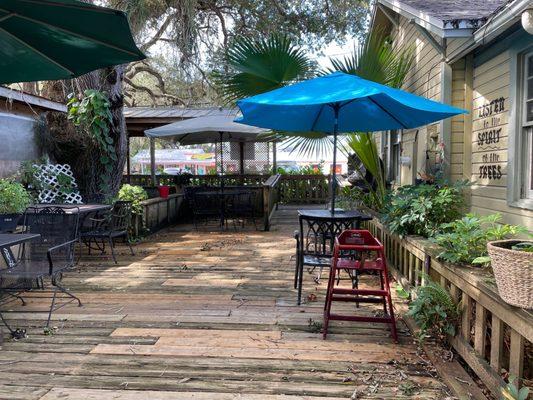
[[124, 106, 237, 119], [398, 0, 510, 28]]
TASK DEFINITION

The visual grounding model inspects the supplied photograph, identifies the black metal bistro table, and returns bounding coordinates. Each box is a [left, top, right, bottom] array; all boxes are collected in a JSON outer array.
[[294, 209, 372, 304]]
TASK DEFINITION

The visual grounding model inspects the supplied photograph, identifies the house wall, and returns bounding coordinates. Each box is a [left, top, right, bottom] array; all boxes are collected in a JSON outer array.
[[389, 15, 444, 185], [0, 112, 42, 178], [376, 10, 533, 230], [468, 32, 533, 230]]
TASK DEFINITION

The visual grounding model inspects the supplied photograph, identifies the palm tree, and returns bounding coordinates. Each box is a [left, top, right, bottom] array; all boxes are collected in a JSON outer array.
[[214, 29, 414, 208], [214, 34, 313, 104]]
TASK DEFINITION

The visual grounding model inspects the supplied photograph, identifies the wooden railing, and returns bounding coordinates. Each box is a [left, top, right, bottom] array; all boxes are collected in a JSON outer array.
[[262, 174, 281, 231], [278, 174, 330, 204], [123, 174, 270, 187], [189, 174, 269, 187], [124, 174, 178, 187], [366, 217, 532, 397]]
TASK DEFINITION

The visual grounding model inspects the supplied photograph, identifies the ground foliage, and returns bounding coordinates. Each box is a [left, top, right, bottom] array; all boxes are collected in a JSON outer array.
[[407, 278, 460, 341]]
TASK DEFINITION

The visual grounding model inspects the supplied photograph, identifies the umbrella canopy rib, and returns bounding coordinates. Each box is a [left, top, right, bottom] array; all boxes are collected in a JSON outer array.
[[0, 9, 142, 57], [18, 0, 118, 13], [0, 25, 74, 75], [368, 96, 409, 130]]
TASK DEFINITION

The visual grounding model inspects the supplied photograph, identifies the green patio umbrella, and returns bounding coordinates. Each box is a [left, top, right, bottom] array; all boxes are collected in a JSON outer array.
[[0, 0, 145, 84]]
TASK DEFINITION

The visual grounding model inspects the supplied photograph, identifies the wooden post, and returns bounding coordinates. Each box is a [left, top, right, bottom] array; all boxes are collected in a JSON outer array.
[[150, 137, 156, 187], [272, 142, 277, 172], [239, 142, 245, 174], [126, 134, 131, 184]]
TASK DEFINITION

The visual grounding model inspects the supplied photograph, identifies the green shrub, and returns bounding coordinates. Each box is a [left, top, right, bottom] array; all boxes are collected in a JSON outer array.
[[0, 179, 32, 214], [381, 180, 468, 237], [406, 279, 460, 340], [432, 213, 526, 265], [118, 184, 148, 215]]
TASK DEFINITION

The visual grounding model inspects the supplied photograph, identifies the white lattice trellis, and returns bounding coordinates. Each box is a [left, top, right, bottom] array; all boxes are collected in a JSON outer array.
[[33, 164, 83, 204]]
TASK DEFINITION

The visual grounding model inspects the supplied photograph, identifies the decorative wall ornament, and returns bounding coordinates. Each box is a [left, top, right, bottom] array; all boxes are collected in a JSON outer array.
[[33, 163, 83, 204]]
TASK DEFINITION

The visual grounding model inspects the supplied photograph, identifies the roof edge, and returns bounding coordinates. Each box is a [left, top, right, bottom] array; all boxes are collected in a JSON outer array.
[[377, 0, 498, 38], [0, 86, 66, 113]]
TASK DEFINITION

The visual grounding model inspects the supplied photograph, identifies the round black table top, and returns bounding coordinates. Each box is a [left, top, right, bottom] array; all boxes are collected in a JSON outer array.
[[0, 233, 40, 248], [30, 204, 112, 214], [298, 209, 372, 221]]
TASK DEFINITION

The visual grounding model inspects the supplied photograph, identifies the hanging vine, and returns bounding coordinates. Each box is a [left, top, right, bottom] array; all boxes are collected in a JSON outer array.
[[66, 89, 116, 195]]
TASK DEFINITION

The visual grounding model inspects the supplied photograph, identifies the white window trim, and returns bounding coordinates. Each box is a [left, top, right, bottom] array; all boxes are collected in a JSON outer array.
[[508, 45, 533, 210]]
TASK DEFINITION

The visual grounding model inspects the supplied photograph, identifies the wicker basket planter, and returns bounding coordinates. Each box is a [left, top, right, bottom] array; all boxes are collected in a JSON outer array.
[[487, 240, 533, 309]]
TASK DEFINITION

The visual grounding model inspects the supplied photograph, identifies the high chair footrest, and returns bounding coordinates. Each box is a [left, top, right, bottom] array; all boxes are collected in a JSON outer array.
[[331, 288, 389, 296], [331, 295, 386, 303], [327, 313, 395, 324]]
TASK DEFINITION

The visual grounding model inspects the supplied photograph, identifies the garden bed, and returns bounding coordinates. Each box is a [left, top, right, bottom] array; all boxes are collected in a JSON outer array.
[[364, 215, 533, 398]]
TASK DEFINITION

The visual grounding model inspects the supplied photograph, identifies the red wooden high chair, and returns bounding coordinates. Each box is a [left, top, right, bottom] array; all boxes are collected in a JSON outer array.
[[323, 230, 398, 342]]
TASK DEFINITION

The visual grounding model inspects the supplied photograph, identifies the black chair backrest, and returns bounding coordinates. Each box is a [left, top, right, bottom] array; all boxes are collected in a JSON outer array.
[[110, 201, 132, 232], [22, 206, 79, 267], [298, 215, 358, 257], [192, 192, 221, 213]]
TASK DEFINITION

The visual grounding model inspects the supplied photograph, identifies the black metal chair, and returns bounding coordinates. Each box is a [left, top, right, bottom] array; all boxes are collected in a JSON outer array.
[[227, 190, 257, 229], [294, 214, 363, 305], [191, 192, 223, 229], [80, 201, 134, 264], [0, 206, 81, 331]]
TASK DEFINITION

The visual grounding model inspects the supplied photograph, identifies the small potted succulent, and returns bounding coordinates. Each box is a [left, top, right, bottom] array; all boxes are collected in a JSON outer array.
[[0, 179, 32, 232], [487, 239, 533, 309]]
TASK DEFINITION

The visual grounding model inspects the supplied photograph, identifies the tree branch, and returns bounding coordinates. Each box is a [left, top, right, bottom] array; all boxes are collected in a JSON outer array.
[[140, 12, 176, 52]]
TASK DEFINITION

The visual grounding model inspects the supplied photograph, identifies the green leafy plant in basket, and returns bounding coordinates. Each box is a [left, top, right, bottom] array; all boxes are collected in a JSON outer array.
[[406, 278, 460, 342], [431, 213, 526, 265]]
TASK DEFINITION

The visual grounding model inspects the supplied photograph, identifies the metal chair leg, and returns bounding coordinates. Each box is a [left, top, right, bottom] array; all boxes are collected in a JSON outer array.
[[297, 255, 304, 305], [108, 237, 117, 264], [46, 287, 58, 328], [126, 234, 134, 256]]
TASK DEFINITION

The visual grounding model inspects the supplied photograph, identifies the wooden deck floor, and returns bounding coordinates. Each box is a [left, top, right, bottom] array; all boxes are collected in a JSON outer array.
[[0, 206, 452, 399]]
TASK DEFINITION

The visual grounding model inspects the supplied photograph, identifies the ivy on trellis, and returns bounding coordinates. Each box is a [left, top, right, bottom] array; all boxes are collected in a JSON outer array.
[[67, 89, 116, 194]]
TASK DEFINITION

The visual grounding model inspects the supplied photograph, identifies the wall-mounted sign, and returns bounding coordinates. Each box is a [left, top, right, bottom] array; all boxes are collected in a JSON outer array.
[[477, 97, 506, 180]]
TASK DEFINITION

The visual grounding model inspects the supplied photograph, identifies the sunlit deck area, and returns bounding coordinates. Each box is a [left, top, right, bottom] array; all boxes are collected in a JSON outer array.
[[0, 206, 451, 400]]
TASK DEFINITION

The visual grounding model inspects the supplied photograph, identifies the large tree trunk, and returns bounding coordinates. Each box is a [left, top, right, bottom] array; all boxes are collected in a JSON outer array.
[[43, 65, 128, 202]]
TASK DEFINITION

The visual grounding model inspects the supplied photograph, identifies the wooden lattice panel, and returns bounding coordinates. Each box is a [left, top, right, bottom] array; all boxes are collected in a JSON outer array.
[[33, 163, 83, 204]]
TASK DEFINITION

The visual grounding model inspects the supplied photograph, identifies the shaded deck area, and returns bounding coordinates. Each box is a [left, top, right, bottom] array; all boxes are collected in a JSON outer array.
[[0, 206, 450, 399]]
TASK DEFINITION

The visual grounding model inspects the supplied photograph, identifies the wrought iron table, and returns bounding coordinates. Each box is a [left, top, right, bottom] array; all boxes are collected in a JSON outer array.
[[294, 209, 372, 304]]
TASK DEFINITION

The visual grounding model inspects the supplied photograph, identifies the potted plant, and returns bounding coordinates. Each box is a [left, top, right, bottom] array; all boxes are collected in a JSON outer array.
[[487, 239, 533, 309], [0, 179, 31, 232]]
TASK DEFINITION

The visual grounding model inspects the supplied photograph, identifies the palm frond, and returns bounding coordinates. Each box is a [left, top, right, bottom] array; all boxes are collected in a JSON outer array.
[[324, 28, 414, 89], [213, 34, 313, 104]]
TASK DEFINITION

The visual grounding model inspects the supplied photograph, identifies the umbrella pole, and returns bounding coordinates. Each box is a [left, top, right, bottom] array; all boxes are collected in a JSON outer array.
[[330, 105, 340, 215], [219, 132, 225, 228]]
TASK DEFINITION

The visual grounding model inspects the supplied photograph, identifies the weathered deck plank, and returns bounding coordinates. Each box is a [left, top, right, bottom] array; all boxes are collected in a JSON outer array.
[[0, 207, 452, 399]]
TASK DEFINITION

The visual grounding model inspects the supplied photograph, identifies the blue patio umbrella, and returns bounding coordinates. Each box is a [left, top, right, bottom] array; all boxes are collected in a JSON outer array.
[[235, 71, 467, 213]]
